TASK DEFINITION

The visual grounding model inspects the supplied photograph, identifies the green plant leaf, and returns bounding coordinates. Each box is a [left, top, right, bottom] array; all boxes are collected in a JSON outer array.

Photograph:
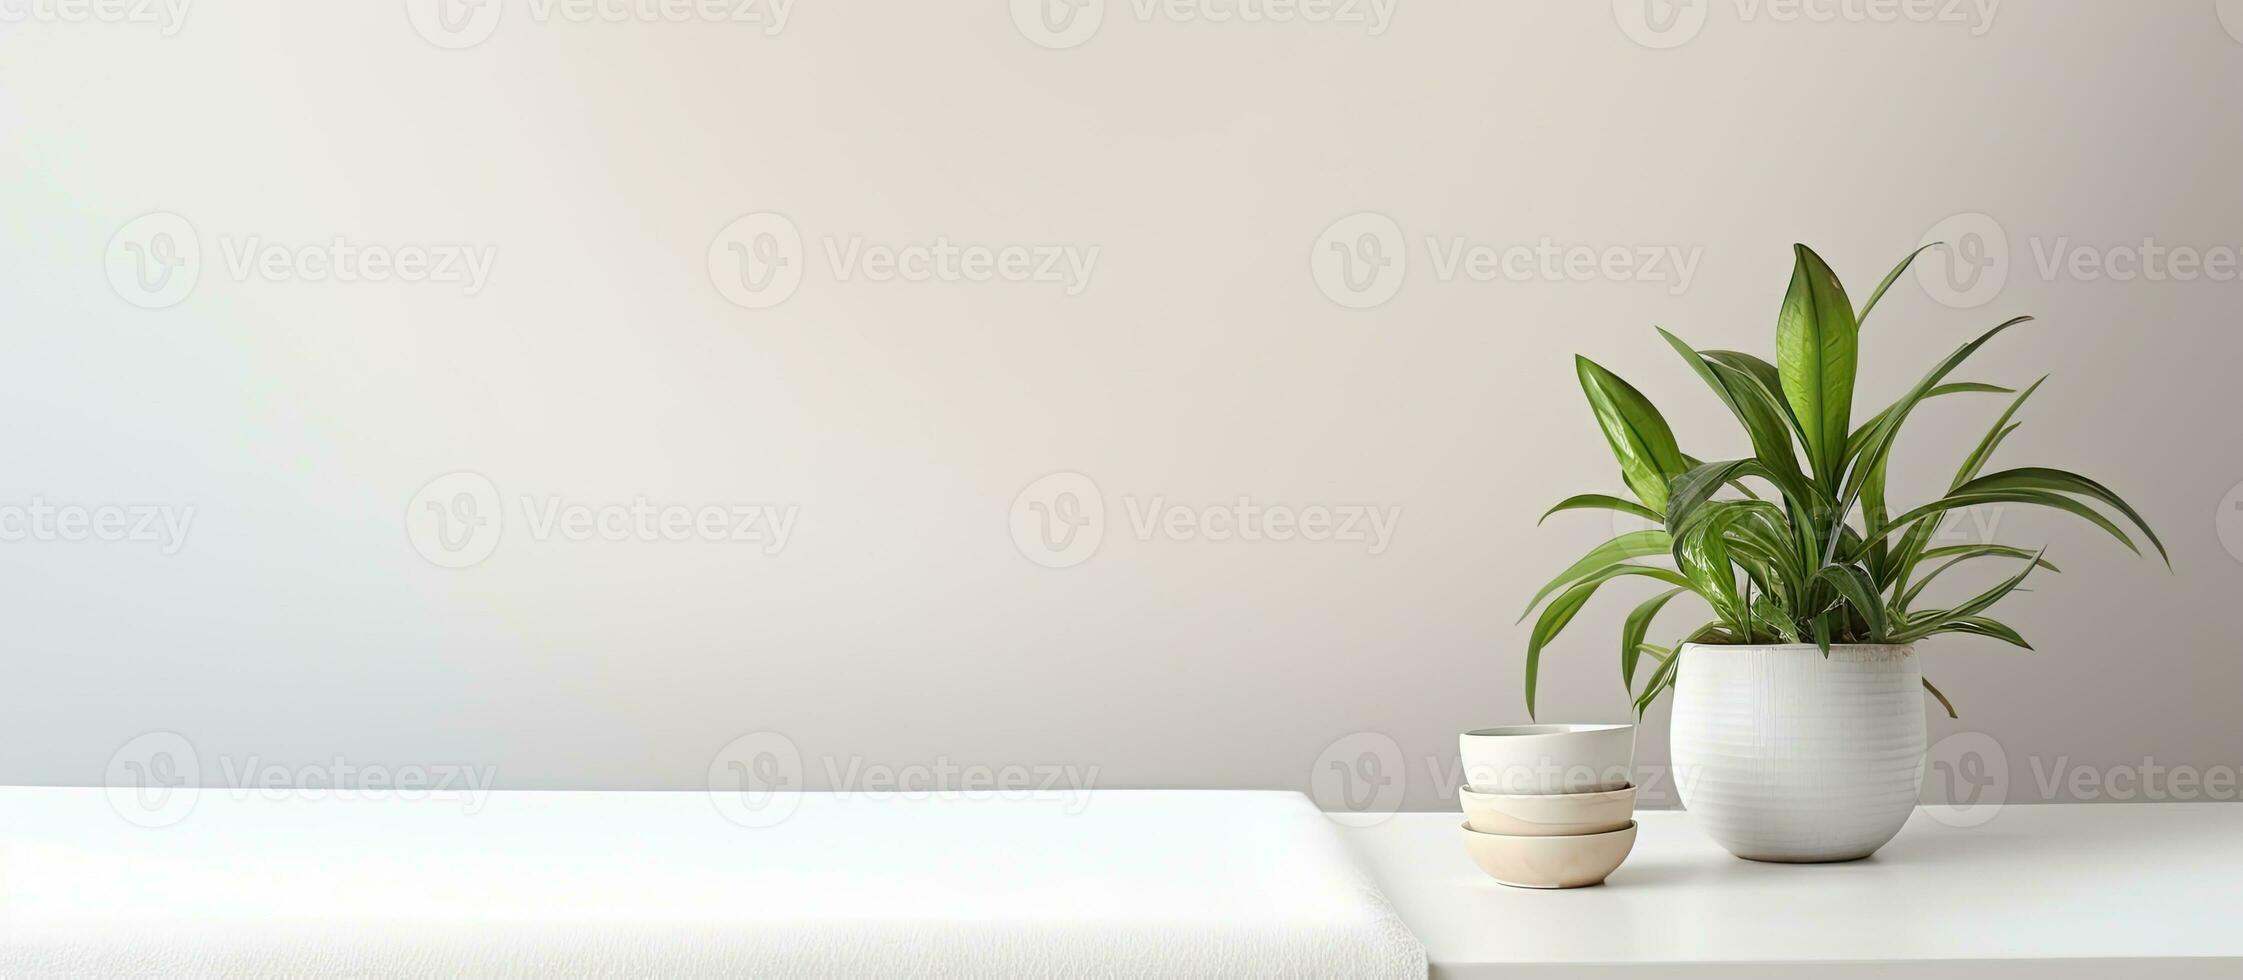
[[1857, 243, 1938, 325], [1675, 521, 1743, 630], [1881, 489, 2138, 559], [1664, 459, 1760, 535], [1949, 467, 2167, 566], [1775, 244, 1859, 485], [1656, 330, 1813, 502], [1525, 566, 1689, 718], [1881, 377, 2050, 594], [1953, 378, 2047, 489], [1931, 615, 2034, 650], [1890, 549, 2046, 643], [1900, 547, 2060, 610], [1540, 494, 1664, 526], [1621, 588, 1687, 692], [1631, 646, 1683, 716], [1700, 350, 1806, 445], [1923, 677, 1959, 719], [1810, 563, 1886, 640], [1847, 382, 2017, 463], [1916, 544, 2061, 568], [1843, 316, 2033, 505], [1520, 530, 1675, 621], [1577, 357, 1690, 513]]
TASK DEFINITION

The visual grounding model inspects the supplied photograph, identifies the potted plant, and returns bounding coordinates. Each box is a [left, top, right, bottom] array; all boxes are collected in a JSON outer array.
[[1519, 244, 2163, 862]]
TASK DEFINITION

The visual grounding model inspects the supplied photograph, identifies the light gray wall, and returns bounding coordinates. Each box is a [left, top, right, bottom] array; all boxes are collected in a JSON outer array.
[[3, 1, 2238, 812]]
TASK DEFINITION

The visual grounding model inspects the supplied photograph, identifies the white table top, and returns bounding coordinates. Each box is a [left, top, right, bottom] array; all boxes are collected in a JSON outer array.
[[1339, 804, 2243, 979], [0, 788, 1425, 977]]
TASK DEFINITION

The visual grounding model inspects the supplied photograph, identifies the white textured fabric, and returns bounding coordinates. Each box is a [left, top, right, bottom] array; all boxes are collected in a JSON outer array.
[[0, 788, 1426, 978]]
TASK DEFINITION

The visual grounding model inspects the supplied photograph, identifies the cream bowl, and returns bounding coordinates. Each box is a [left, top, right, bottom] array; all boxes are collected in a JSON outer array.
[[1459, 784, 1635, 837], [1459, 821, 1638, 889], [1459, 724, 1634, 795]]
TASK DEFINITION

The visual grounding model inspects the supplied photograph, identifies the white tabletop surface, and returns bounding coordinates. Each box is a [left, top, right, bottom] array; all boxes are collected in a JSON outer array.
[[0, 788, 1425, 977], [1339, 803, 2243, 979]]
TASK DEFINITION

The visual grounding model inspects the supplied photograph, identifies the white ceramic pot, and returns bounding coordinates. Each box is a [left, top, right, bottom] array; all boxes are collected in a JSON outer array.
[[1670, 644, 1926, 863]]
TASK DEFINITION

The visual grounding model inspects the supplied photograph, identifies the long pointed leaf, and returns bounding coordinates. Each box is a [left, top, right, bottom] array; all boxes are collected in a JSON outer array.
[[1521, 530, 1674, 621], [1880, 489, 2138, 557], [1858, 242, 1938, 325], [1525, 567, 1689, 718], [1901, 547, 2060, 610], [1776, 244, 1859, 485], [1952, 378, 2047, 489], [1621, 588, 1687, 692], [1578, 357, 1689, 513], [1923, 677, 1959, 719], [1811, 563, 1887, 640], [1540, 494, 1663, 526], [1890, 549, 2045, 643], [1932, 615, 2034, 650], [1950, 467, 2167, 566]]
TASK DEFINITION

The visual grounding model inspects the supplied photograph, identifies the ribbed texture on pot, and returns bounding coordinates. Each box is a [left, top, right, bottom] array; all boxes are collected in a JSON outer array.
[[1669, 644, 1926, 862]]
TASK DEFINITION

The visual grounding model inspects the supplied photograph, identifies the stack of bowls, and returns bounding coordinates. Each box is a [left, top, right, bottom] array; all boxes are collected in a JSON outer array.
[[1456, 724, 1639, 889]]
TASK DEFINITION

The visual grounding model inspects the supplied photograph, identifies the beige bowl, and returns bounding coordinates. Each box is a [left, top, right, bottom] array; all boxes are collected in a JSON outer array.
[[1459, 784, 1635, 837], [1459, 821, 1638, 889]]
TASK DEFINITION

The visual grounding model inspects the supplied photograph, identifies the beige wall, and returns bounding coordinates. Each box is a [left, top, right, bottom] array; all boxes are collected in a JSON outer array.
[[2, 1, 2238, 811]]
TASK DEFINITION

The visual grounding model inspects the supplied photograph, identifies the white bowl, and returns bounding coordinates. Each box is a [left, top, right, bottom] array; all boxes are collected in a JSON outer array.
[[1459, 724, 1634, 795], [1460, 784, 1635, 837], [1459, 821, 1638, 889]]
